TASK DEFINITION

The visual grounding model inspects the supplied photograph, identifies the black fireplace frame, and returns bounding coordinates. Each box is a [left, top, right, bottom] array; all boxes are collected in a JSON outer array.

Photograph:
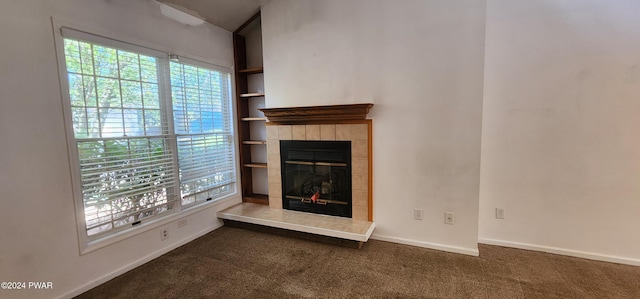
[[280, 140, 352, 218]]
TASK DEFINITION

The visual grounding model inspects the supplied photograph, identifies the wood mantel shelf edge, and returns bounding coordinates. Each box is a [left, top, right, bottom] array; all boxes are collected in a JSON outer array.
[[259, 103, 373, 124]]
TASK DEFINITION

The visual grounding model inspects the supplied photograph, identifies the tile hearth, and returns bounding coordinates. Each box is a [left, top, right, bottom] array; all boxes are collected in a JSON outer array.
[[217, 203, 376, 242]]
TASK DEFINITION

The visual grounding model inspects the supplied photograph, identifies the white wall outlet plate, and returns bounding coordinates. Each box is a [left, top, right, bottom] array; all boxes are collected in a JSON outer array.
[[496, 208, 505, 219], [445, 212, 454, 225], [414, 208, 424, 220]]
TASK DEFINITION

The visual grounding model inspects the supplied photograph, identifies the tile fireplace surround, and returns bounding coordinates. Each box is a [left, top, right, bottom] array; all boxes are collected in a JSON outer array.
[[261, 104, 373, 221]]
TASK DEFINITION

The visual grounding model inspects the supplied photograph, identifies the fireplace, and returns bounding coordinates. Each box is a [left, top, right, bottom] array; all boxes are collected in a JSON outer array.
[[260, 103, 373, 221], [280, 140, 352, 217]]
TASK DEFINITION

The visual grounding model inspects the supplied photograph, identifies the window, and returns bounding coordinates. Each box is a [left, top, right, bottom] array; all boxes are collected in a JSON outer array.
[[170, 62, 235, 206], [59, 28, 235, 241]]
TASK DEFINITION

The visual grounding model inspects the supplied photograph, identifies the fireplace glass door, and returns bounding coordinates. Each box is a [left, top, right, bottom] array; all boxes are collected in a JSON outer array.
[[280, 140, 351, 218]]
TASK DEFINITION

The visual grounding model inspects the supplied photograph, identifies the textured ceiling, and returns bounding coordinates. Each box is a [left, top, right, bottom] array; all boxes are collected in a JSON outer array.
[[161, 0, 265, 32]]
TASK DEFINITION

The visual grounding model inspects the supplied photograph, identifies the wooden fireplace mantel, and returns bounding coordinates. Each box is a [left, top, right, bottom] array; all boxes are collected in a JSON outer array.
[[259, 103, 373, 124]]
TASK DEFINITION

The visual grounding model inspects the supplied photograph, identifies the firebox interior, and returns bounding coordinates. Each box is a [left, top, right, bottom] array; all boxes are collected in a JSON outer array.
[[280, 140, 352, 218]]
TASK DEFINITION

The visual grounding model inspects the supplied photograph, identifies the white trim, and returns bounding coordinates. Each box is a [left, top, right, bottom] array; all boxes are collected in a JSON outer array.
[[229, 62, 241, 198], [63, 221, 225, 298], [371, 234, 480, 256], [478, 238, 640, 266], [52, 17, 91, 255]]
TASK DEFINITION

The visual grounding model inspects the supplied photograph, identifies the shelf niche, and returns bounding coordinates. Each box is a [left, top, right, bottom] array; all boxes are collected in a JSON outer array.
[[234, 11, 268, 205]]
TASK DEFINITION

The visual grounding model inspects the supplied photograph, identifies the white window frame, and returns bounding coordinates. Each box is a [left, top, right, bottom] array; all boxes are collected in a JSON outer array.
[[53, 20, 239, 254]]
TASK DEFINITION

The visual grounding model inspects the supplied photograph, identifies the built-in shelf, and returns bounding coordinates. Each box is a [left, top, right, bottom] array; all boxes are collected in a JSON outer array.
[[235, 11, 268, 205], [238, 67, 264, 74], [243, 163, 267, 168], [241, 117, 267, 121], [242, 140, 267, 145], [240, 92, 265, 98]]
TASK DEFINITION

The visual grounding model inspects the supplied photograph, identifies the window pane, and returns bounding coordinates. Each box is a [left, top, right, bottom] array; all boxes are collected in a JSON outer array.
[[93, 45, 118, 78], [198, 69, 211, 90], [71, 107, 100, 138], [184, 65, 198, 89], [170, 64, 183, 86], [144, 109, 161, 135], [140, 56, 157, 83], [86, 108, 100, 138], [121, 81, 142, 108], [83, 75, 97, 107], [64, 39, 81, 74], [100, 108, 124, 137], [72, 107, 88, 137], [118, 50, 140, 81], [79, 42, 94, 75], [142, 83, 159, 109], [96, 77, 122, 108], [68, 73, 85, 107], [123, 109, 144, 136]]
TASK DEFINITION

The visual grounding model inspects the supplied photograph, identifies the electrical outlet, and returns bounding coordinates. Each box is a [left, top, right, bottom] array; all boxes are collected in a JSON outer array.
[[177, 218, 188, 228], [444, 212, 454, 225], [496, 208, 505, 219], [161, 228, 169, 241], [414, 208, 424, 220]]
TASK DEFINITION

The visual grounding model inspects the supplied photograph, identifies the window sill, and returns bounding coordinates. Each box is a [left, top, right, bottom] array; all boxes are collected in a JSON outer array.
[[79, 193, 241, 255]]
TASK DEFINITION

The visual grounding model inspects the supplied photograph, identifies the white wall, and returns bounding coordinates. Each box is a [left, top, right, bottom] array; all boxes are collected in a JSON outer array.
[[480, 0, 640, 265], [262, 0, 487, 255], [0, 1, 239, 298]]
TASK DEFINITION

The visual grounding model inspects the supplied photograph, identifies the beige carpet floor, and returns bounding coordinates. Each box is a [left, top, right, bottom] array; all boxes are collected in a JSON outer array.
[[77, 222, 640, 298]]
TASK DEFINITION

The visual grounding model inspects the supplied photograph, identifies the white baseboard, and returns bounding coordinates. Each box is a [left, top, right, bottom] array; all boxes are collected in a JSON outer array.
[[478, 238, 640, 266], [63, 223, 223, 298], [371, 234, 479, 256]]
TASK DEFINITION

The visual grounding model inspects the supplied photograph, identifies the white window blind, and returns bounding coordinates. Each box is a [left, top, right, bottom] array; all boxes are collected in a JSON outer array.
[[170, 62, 235, 206], [63, 38, 176, 237], [60, 28, 236, 240]]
